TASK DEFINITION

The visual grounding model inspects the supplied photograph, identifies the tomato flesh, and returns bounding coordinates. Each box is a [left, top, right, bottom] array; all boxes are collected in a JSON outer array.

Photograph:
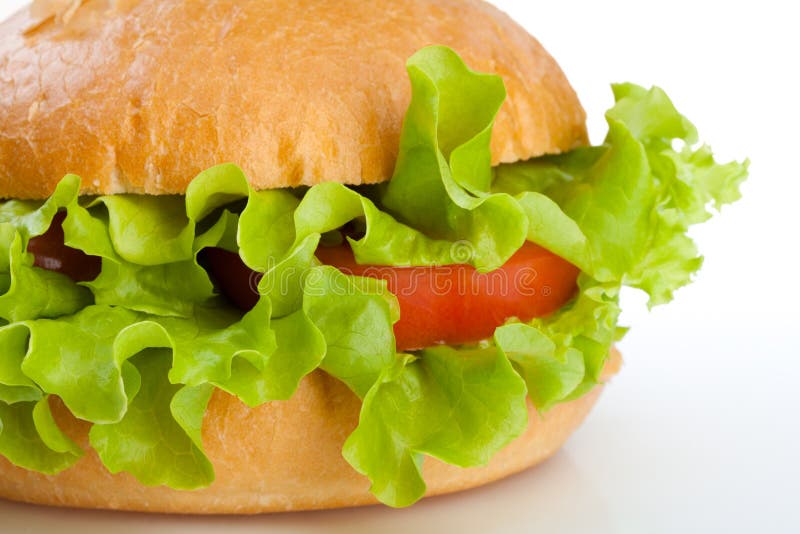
[[203, 242, 579, 351], [198, 248, 263, 311], [315, 243, 579, 350], [26, 213, 101, 282]]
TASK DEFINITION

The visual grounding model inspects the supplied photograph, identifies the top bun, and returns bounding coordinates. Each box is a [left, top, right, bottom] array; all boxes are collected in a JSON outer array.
[[0, 0, 587, 199]]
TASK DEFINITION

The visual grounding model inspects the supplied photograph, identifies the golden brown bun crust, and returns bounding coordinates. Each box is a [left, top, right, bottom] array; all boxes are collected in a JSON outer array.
[[0, 349, 620, 514], [0, 0, 587, 199]]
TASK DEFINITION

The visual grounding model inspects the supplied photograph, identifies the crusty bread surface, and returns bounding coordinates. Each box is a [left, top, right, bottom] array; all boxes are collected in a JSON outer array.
[[0, 0, 586, 198]]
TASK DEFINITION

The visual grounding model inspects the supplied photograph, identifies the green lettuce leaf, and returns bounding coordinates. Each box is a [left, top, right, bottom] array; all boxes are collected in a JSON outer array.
[[0, 174, 82, 239], [0, 230, 92, 322], [0, 323, 43, 404], [343, 345, 528, 507], [0, 398, 83, 475], [382, 46, 528, 271], [495, 324, 585, 411], [303, 266, 398, 398], [19, 305, 144, 424], [0, 176, 94, 322], [495, 275, 621, 409], [90, 351, 215, 490], [494, 83, 748, 306], [488, 83, 746, 409]]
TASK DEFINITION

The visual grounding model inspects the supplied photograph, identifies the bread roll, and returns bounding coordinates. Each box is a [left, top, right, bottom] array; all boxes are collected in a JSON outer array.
[[0, 0, 586, 198]]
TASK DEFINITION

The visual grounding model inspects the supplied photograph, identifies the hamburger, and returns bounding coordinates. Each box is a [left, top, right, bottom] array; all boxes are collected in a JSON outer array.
[[0, 0, 746, 513]]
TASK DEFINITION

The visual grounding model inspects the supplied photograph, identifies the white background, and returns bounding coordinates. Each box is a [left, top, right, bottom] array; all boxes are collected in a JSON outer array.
[[1, 1, 798, 533]]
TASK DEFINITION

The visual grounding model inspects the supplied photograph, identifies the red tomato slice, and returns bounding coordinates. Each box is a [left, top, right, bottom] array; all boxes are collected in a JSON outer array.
[[199, 248, 263, 311], [315, 243, 579, 351], [203, 242, 579, 351], [26, 213, 101, 282]]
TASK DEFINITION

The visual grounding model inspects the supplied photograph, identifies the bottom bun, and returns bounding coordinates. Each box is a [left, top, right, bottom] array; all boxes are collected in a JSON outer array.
[[0, 348, 621, 514]]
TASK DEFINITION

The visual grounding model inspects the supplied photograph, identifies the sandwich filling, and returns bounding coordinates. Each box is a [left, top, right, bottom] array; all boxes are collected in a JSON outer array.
[[29, 222, 580, 352], [0, 46, 746, 507]]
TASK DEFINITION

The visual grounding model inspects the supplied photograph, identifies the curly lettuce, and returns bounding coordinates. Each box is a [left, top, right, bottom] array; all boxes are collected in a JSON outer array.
[[0, 46, 745, 507]]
